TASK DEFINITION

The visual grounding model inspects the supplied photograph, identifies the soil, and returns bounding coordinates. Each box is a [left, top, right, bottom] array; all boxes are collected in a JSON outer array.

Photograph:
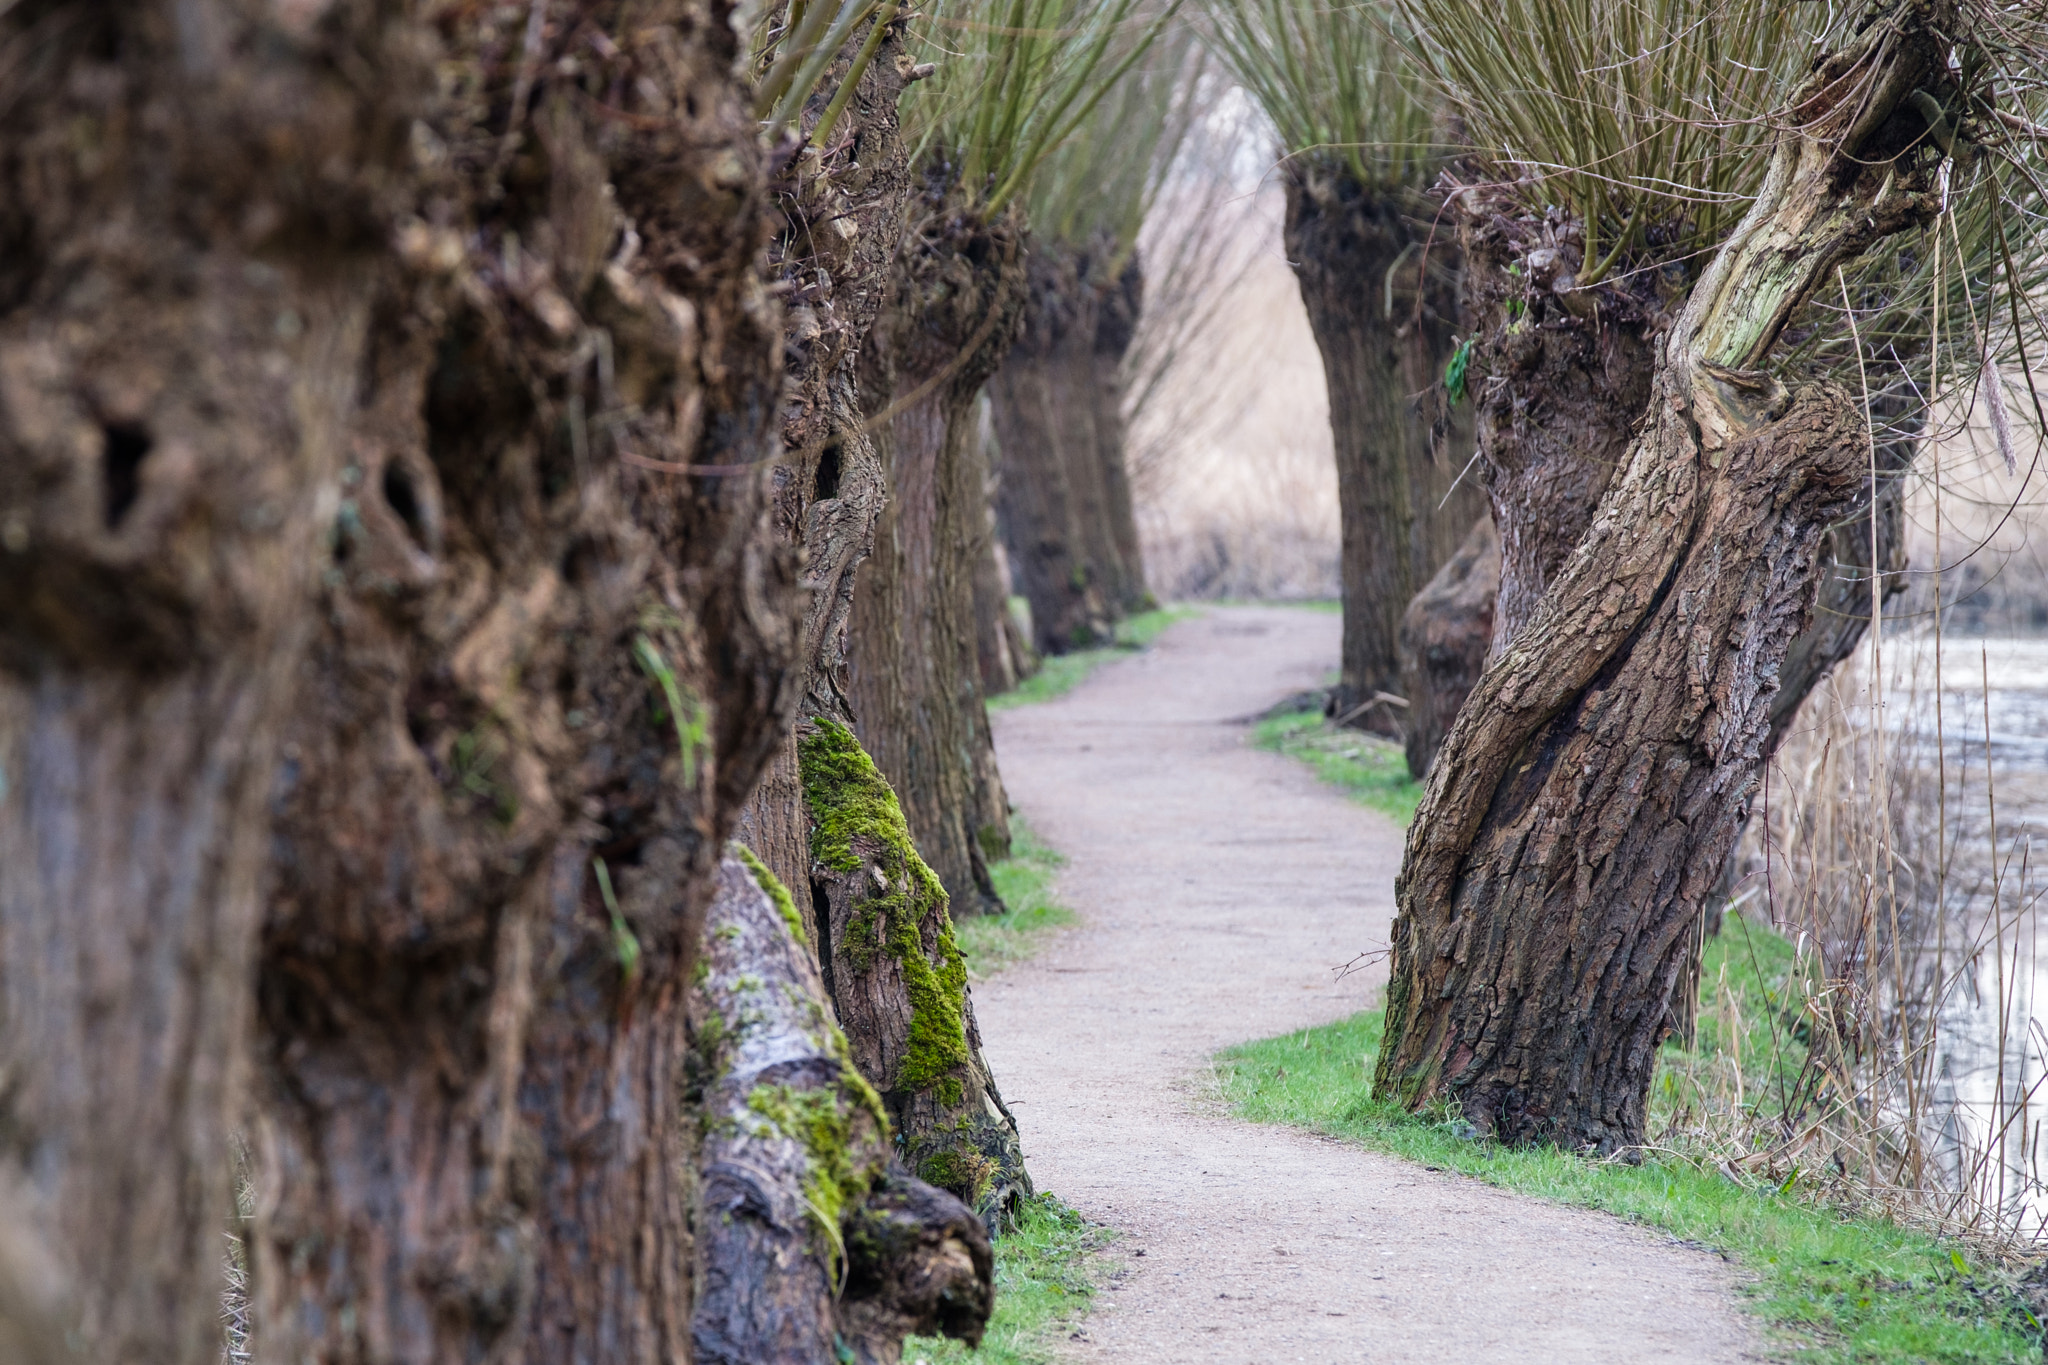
[[977, 605, 1764, 1362]]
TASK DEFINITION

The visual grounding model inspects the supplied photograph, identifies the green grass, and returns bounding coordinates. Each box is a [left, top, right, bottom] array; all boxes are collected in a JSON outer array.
[[1216, 924, 2044, 1364], [954, 820, 1076, 978], [988, 607, 1199, 710], [1251, 709, 1424, 826], [904, 1193, 1114, 1364]]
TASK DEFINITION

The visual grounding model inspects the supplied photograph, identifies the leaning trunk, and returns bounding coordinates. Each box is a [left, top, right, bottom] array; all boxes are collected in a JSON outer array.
[[0, 1, 413, 1357], [988, 243, 1115, 655], [1376, 12, 1953, 1149], [251, 3, 800, 1357], [1284, 163, 1484, 734]]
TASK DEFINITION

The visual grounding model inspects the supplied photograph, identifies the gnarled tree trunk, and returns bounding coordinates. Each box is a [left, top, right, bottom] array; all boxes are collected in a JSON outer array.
[[733, 18, 916, 922], [1376, 12, 1953, 1150], [1284, 162, 1484, 735], [0, 0, 414, 1357], [249, 1, 801, 1357], [848, 204, 1027, 914], [1087, 251, 1150, 614]]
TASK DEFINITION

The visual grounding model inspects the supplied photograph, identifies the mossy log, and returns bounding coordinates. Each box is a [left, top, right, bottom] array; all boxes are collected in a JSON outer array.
[[692, 853, 992, 1364], [797, 718, 1033, 1225]]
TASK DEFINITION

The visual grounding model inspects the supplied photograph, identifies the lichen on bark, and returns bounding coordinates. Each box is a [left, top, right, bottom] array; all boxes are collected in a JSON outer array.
[[692, 853, 991, 1363]]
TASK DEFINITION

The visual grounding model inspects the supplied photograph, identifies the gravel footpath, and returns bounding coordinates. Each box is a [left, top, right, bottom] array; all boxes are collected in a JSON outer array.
[[976, 605, 1762, 1364]]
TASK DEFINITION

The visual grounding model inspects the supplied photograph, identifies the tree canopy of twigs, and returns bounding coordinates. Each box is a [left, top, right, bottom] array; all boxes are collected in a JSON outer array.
[[900, 0, 1184, 217], [1392, 0, 1808, 281], [1024, 23, 1207, 262], [1200, 0, 1435, 190]]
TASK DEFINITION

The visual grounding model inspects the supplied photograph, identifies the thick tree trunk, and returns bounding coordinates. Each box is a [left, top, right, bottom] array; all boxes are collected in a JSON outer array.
[[1090, 254, 1151, 613], [733, 19, 915, 918], [0, 1, 412, 1357], [798, 719, 1032, 1226], [1400, 516, 1499, 779], [848, 206, 1027, 915], [1454, 194, 1660, 657], [250, 2, 801, 1358], [989, 244, 1116, 655], [1284, 164, 1485, 735], [691, 853, 992, 1364], [1376, 13, 1952, 1150]]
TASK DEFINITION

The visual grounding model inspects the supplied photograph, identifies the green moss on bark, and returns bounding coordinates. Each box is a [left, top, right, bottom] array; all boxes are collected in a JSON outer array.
[[735, 842, 808, 947], [797, 718, 973, 1093], [744, 1081, 884, 1275]]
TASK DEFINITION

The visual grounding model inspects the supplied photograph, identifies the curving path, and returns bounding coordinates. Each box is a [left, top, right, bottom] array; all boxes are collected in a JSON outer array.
[[977, 605, 1762, 1364]]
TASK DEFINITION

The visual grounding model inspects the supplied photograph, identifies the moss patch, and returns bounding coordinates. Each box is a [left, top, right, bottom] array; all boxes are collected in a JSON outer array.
[[798, 718, 972, 1092], [735, 843, 807, 948], [744, 1081, 881, 1276]]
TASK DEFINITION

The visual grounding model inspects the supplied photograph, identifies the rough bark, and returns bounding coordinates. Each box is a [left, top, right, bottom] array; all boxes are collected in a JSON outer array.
[[1451, 192, 1663, 657], [250, 1, 798, 1358], [847, 202, 1027, 915], [0, 0, 415, 1355], [988, 242, 1116, 655], [1376, 12, 1953, 1150], [1400, 516, 1500, 779], [797, 719, 1033, 1227], [733, 19, 916, 917], [1283, 162, 1485, 735], [691, 853, 992, 1364]]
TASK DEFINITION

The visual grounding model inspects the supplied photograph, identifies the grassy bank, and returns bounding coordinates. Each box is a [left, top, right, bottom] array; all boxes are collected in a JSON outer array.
[[1216, 922, 2044, 1363], [989, 606, 1199, 711], [903, 1194, 1114, 1364], [1250, 708, 1423, 826], [954, 820, 1076, 978]]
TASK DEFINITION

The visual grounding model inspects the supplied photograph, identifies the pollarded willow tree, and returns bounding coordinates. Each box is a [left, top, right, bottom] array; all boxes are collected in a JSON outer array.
[[1205, 0, 1486, 734], [846, 0, 1164, 904], [1375, 0, 2048, 1150], [989, 32, 1203, 655]]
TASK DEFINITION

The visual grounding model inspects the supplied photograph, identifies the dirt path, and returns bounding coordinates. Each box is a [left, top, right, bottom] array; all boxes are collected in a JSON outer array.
[[978, 605, 1762, 1363]]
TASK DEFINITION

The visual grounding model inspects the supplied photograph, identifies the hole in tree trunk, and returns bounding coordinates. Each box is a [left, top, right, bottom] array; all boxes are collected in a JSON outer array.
[[813, 442, 842, 502], [811, 877, 834, 1002], [101, 422, 153, 529], [381, 460, 426, 546]]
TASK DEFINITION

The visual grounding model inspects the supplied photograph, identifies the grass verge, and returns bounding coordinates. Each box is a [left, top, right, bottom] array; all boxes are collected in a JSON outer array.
[[903, 1193, 1113, 1364], [955, 820, 1076, 978], [989, 607, 1199, 710], [1215, 923, 2044, 1364], [1250, 708, 1423, 826]]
